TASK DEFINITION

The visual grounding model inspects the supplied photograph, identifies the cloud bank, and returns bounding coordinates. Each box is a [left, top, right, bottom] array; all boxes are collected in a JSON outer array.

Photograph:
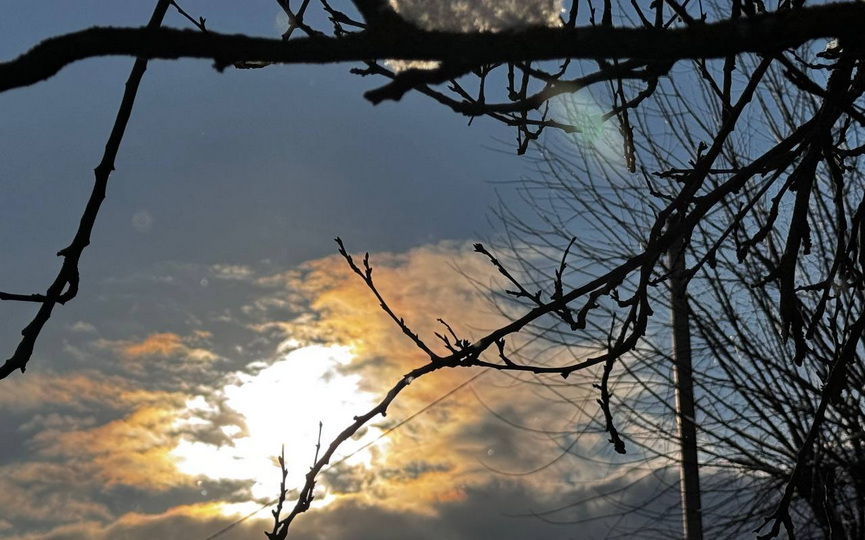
[[1, 241, 678, 540]]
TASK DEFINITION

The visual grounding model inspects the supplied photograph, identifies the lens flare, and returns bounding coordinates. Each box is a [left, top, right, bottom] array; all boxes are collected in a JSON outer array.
[[553, 91, 626, 167]]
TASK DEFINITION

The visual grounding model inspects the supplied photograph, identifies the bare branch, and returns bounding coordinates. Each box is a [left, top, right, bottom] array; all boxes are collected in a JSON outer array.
[[3, 4, 865, 93], [0, 0, 172, 380]]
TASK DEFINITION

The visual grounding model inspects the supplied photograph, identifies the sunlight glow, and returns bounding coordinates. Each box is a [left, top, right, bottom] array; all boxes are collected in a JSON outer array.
[[171, 344, 382, 504]]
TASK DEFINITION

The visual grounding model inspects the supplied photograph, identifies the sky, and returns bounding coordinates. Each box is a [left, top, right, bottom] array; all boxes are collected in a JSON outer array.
[[0, 3, 685, 539]]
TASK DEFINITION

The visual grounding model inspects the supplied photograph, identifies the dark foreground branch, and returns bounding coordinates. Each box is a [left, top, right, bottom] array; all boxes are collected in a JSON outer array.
[[0, 0, 171, 380], [3, 3, 865, 94]]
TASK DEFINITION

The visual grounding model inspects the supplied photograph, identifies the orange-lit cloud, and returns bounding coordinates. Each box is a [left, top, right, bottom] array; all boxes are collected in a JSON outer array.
[[260, 241, 509, 380], [30, 404, 189, 492], [3, 374, 196, 528], [118, 331, 217, 362], [122, 333, 185, 358], [249, 241, 608, 511]]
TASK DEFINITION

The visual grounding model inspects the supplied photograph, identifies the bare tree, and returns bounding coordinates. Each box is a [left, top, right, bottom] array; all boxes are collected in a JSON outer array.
[[2, 1, 865, 539], [486, 53, 865, 537]]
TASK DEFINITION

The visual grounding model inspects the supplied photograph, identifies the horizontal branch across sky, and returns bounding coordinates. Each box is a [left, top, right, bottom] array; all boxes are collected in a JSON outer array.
[[2, 2, 864, 94]]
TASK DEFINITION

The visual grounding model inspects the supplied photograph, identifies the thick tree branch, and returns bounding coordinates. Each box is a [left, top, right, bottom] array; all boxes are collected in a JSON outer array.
[[3, 3, 865, 94]]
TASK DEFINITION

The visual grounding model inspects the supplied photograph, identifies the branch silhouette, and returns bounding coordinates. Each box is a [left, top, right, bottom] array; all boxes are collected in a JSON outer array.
[[0, 0, 173, 380], [3, 3, 865, 94]]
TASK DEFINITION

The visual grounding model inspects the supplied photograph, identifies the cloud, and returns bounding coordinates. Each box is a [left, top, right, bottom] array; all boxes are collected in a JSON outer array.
[[1, 241, 675, 539], [0, 471, 684, 540], [0, 372, 204, 532], [0, 462, 113, 526], [245, 241, 627, 515], [68, 321, 97, 334], [0, 372, 136, 412], [2, 503, 268, 540], [385, 2, 561, 71], [285, 474, 683, 540], [25, 403, 190, 492], [209, 264, 256, 281], [121, 333, 187, 358], [117, 332, 217, 363], [169, 344, 382, 502], [391, 0, 562, 32], [263, 241, 508, 380]]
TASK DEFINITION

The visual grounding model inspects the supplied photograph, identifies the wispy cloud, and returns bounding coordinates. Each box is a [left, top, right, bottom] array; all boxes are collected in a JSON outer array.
[[117, 332, 218, 363]]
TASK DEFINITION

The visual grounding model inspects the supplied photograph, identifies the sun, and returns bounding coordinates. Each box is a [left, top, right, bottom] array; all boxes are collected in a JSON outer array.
[[171, 344, 383, 507]]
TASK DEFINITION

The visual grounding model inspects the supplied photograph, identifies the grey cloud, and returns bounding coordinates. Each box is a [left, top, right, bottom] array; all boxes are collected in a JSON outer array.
[[0, 513, 268, 540], [17, 413, 98, 437], [0, 462, 113, 528], [0, 466, 692, 540], [288, 476, 682, 540]]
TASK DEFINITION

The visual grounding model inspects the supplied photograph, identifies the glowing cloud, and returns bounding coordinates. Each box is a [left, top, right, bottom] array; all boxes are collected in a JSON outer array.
[[29, 403, 189, 492], [243, 241, 611, 512], [172, 344, 381, 502]]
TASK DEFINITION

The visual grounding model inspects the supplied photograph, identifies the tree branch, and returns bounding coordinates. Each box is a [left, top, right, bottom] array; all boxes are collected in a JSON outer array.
[[0, 0, 171, 380], [3, 3, 865, 94]]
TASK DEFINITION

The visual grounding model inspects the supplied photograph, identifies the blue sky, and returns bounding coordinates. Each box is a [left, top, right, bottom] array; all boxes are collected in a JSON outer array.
[[0, 3, 684, 539]]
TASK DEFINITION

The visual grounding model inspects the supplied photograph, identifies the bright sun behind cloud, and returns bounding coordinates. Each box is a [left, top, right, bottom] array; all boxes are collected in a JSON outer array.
[[171, 344, 383, 507]]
